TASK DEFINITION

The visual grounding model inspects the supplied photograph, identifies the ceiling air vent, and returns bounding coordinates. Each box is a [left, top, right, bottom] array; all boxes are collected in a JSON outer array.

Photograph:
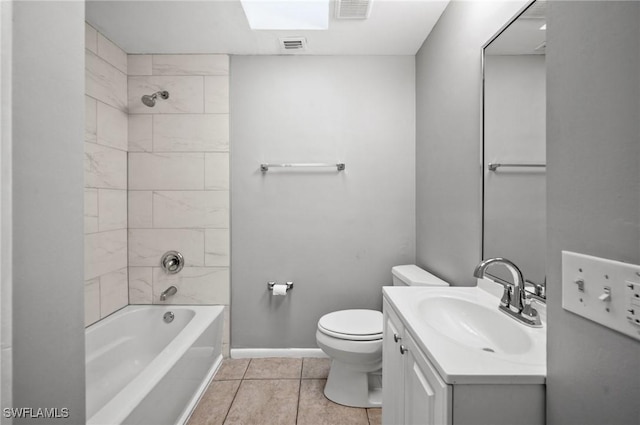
[[280, 37, 307, 51], [336, 0, 372, 20]]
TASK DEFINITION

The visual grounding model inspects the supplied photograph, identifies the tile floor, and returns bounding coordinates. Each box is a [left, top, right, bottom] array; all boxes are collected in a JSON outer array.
[[188, 358, 382, 425]]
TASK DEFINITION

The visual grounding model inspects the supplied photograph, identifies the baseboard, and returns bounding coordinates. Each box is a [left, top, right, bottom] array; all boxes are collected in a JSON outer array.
[[230, 348, 328, 359]]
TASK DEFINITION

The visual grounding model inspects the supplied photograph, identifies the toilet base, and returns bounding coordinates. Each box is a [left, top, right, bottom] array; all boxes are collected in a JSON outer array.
[[323, 359, 382, 408]]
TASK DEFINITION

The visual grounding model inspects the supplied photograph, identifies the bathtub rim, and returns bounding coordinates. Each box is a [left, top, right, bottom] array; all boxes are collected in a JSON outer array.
[[86, 304, 224, 425]]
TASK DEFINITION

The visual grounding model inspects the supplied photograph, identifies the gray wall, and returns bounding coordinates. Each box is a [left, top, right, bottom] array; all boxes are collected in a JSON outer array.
[[415, 0, 528, 286], [231, 56, 416, 348], [546, 2, 640, 424], [12, 2, 86, 423]]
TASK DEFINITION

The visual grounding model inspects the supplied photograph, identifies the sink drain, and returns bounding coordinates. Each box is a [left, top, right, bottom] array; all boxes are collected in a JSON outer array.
[[482, 347, 495, 353]]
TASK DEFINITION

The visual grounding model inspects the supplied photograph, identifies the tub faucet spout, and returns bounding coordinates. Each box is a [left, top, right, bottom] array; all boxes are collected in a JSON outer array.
[[160, 285, 177, 301]]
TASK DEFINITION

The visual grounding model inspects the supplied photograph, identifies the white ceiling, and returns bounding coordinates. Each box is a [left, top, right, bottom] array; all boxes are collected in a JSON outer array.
[[86, 0, 450, 55]]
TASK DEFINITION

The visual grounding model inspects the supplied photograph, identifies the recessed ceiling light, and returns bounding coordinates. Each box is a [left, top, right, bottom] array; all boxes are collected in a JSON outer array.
[[539, 23, 547, 30], [240, 0, 329, 30]]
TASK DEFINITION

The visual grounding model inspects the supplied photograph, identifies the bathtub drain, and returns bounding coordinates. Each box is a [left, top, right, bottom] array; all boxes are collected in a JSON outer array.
[[163, 311, 175, 323]]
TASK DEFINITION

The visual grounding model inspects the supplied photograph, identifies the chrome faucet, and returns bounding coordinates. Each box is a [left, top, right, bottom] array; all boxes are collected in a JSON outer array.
[[473, 258, 541, 327], [160, 285, 177, 301]]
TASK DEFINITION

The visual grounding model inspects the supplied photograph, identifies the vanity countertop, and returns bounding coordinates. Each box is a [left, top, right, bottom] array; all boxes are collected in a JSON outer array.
[[383, 280, 546, 385]]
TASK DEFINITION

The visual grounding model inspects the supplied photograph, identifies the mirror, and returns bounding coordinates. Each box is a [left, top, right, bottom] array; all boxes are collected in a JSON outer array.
[[482, 1, 547, 288]]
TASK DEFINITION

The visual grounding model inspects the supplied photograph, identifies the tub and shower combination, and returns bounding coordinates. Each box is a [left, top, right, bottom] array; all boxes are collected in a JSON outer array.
[[86, 305, 225, 425]]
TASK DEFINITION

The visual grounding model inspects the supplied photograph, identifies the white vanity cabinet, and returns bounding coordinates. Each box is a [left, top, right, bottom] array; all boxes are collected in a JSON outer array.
[[382, 298, 545, 425], [383, 299, 451, 425], [403, 331, 451, 425], [382, 302, 407, 425]]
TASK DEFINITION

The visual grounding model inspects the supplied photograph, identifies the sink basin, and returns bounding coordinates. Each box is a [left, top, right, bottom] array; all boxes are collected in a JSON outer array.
[[383, 282, 546, 384], [417, 296, 533, 355]]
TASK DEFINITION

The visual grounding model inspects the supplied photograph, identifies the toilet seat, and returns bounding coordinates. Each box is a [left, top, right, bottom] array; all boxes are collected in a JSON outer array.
[[317, 309, 383, 341]]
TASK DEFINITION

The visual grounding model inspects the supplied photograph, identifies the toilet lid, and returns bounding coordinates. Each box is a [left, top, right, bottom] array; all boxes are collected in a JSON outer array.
[[318, 309, 383, 341]]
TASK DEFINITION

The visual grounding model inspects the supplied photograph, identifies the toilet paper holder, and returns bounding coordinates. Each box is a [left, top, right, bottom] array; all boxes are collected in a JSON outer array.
[[267, 281, 294, 292]]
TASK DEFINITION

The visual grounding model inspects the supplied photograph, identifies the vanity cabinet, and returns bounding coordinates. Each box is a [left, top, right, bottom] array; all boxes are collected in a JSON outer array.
[[382, 303, 406, 425], [403, 332, 451, 425], [382, 298, 545, 425], [383, 299, 451, 425]]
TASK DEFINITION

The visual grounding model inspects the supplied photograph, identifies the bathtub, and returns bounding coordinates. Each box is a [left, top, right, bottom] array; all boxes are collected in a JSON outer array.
[[86, 305, 224, 425]]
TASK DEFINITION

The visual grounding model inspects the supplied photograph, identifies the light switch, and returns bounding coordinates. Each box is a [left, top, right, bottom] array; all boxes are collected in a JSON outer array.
[[598, 287, 611, 302], [562, 251, 640, 341]]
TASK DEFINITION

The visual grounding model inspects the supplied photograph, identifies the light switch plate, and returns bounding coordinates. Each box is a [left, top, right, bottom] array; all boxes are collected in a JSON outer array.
[[562, 251, 640, 341]]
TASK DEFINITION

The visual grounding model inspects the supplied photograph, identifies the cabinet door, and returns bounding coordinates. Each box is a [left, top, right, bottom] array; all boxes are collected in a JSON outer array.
[[382, 300, 405, 425], [403, 333, 451, 425]]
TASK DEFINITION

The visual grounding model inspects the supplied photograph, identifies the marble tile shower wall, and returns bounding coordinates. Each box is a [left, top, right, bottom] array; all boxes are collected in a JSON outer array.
[[84, 23, 129, 326], [126, 53, 230, 354]]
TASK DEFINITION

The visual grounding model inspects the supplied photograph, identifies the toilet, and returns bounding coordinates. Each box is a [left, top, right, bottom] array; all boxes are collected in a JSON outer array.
[[316, 264, 449, 408]]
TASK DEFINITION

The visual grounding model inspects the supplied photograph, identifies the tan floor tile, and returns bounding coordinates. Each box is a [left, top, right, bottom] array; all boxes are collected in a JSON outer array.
[[214, 358, 250, 381], [188, 380, 240, 425], [224, 379, 299, 425], [243, 357, 302, 380], [297, 379, 369, 425], [367, 408, 382, 425], [302, 358, 331, 379]]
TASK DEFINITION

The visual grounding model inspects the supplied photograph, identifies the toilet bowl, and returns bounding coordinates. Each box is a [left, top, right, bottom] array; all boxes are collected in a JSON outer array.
[[316, 264, 449, 408], [316, 309, 383, 408]]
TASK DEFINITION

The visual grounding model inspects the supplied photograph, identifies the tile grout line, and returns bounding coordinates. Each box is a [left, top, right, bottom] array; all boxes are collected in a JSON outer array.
[[221, 379, 242, 425], [241, 359, 251, 380], [295, 359, 303, 424], [217, 359, 248, 425]]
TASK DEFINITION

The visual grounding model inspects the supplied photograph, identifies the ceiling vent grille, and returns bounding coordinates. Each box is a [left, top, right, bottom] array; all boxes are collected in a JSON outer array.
[[280, 37, 307, 51], [336, 0, 372, 20]]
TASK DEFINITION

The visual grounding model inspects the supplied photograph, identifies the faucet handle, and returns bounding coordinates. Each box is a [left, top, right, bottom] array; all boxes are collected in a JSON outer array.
[[161, 251, 184, 275], [521, 298, 541, 324], [525, 279, 546, 300]]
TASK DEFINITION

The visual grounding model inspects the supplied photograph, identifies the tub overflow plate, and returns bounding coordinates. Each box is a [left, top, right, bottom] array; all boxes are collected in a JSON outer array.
[[163, 311, 175, 323]]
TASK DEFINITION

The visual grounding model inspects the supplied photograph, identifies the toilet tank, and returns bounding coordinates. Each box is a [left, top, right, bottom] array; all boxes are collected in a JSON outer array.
[[391, 265, 450, 287]]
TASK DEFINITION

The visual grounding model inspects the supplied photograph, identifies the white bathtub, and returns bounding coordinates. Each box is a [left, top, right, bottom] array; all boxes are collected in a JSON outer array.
[[86, 305, 224, 425]]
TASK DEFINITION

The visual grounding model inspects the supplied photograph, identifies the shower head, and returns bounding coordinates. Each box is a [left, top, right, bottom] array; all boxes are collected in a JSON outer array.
[[141, 90, 169, 107]]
